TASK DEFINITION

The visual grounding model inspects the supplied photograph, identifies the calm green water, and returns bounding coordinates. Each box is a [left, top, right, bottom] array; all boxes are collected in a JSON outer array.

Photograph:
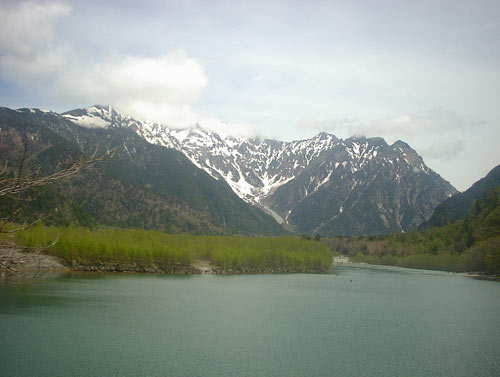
[[1, 267, 499, 377]]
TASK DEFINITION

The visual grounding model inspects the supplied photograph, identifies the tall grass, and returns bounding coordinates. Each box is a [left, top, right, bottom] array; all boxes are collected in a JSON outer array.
[[15, 225, 332, 271], [195, 235, 331, 270]]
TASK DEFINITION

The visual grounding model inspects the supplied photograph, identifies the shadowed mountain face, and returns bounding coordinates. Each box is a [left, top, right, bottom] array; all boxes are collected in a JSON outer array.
[[61, 105, 457, 236], [268, 139, 457, 236], [423, 164, 500, 228], [0, 107, 285, 235]]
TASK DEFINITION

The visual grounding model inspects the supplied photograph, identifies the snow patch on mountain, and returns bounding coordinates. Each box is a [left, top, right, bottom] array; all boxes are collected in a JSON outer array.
[[62, 106, 441, 210], [63, 113, 110, 128]]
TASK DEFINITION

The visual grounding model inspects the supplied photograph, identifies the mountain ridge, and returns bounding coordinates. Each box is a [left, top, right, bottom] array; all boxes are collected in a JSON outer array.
[[0, 106, 285, 235], [60, 105, 457, 236]]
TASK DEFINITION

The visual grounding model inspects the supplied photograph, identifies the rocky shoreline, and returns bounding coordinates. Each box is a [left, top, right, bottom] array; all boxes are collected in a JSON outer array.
[[70, 259, 330, 275], [71, 260, 201, 274], [0, 244, 67, 273]]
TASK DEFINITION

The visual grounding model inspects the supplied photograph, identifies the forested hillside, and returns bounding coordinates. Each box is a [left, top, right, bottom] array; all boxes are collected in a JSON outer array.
[[326, 167, 500, 275]]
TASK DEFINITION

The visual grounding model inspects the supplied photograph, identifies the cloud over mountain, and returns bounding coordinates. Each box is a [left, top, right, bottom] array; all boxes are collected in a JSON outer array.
[[0, 1, 207, 126]]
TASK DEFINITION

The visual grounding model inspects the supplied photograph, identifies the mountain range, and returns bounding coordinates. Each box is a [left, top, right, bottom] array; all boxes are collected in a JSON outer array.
[[62, 105, 457, 235], [1, 105, 458, 236]]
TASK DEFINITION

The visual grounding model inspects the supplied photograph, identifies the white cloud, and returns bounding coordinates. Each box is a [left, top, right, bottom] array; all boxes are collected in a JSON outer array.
[[53, 52, 208, 125], [197, 116, 259, 139], [419, 140, 466, 161], [371, 108, 480, 139], [0, 1, 207, 126], [0, 1, 70, 57], [0, 1, 71, 82], [300, 108, 479, 158]]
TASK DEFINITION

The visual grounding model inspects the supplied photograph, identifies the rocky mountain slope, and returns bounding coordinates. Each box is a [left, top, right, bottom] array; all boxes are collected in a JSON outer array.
[[62, 105, 457, 236], [0, 107, 285, 235]]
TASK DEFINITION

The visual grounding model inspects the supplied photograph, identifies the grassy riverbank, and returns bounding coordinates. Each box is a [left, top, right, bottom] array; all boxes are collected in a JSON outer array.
[[14, 225, 332, 273]]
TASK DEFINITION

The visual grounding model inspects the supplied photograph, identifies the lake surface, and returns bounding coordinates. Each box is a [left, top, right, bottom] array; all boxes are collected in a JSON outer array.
[[1, 267, 499, 377]]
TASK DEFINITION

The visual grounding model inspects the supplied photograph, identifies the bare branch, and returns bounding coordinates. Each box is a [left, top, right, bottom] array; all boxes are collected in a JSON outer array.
[[1, 137, 115, 233], [31, 233, 60, 254], [0, 145, 115, 198], [0, 217, 46, 234], [0, 207, 22, 233]]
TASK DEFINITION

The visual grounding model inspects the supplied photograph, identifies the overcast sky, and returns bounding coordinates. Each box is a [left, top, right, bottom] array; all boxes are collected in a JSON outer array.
[[1, 0, 499, 191]]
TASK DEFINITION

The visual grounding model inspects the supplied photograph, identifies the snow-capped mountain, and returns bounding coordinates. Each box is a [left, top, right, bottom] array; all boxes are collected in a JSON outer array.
[[63, 105, 458, 235], [3, 106, 285, 235]]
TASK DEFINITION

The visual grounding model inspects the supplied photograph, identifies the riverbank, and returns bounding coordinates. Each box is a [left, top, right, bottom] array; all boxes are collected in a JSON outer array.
[[70, 259, 329, 274], [0, 244, 67, 273], [13, 226, 332, 275], [0, 243, 68, 282], [334, 255, 499, 281], [1, 245, 331, 279]]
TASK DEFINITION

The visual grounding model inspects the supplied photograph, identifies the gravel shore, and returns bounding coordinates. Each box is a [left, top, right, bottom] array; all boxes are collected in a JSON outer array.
[[0, 244, 67, 274]]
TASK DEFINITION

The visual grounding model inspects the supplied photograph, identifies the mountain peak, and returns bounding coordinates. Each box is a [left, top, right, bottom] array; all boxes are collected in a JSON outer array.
[[315, 131, 332, 138], [62, 105, 134, 129], [392, 139, 412, 150]]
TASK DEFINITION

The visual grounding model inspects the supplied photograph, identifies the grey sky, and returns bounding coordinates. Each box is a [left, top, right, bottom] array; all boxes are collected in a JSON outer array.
[[0, 0, 499, 191]]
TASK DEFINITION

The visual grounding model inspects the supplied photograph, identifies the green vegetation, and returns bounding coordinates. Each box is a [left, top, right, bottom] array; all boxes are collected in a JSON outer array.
[[15, 225, 332, 272], [324, 186, 500, 275], [0, 185, 95, 228]]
